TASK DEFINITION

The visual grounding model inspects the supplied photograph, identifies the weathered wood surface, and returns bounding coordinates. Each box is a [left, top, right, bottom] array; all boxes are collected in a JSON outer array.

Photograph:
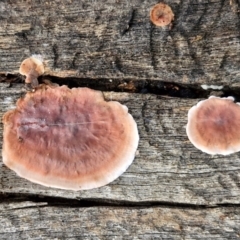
[[1, 0, 240, 86], [1, 201, 240, 240], [1, 0, 240, 238], [1, 83, 240, 206]]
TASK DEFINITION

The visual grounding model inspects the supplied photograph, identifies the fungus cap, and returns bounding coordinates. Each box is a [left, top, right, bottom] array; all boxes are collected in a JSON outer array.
[[19, 56, 44, 88], [150, 3, 174, 27], [2, 85, 139, 190], [186, 96, 240, 155]]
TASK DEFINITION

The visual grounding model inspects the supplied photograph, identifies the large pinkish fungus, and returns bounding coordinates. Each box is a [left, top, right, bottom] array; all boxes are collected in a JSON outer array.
[[186, 96, 240, 155], [2, 85, 139, 190]]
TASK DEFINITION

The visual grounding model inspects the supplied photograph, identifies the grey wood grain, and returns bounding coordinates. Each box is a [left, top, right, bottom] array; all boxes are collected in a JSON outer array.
[[0, 201, 240, 239], [0, 0, 240, 86], [1, 83, 240, 205]]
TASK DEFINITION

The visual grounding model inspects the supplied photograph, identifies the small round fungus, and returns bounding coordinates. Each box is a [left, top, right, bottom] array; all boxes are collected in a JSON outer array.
[[19, 56, 44, 89], [2, 85, 139, 190], [186, 96, 240, 155], [150, 2, 174, 27]]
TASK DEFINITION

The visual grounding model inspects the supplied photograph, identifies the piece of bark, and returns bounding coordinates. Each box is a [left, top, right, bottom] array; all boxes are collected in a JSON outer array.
[[0, 0, 240, 86], [1, 83, 240, 205], [0, 202, 240, 239]]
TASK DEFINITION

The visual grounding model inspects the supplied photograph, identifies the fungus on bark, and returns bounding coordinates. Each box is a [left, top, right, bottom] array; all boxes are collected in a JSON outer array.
[[19, 56, 44, 90], [186, 96, 240, 155], [150, 2, 174, 27], [2, 85, 139, 190]]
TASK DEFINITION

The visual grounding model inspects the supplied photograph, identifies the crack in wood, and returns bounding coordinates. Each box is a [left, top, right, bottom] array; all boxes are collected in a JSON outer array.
[[112, 57, 124, 74], [121, 9, 136, 36], [52, 44, 59, 68], [149, 24, 157, 71], [1, 193, 240, 209], [71, 52, 81, 69], [0, 74, 226, 99]]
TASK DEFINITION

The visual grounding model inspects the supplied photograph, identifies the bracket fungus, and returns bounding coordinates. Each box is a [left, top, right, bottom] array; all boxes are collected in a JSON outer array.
[[150, 2, 174, 27], [2, 85, 139, 190], [19, 56, 44, 90], [186, 96, 240, 155]]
